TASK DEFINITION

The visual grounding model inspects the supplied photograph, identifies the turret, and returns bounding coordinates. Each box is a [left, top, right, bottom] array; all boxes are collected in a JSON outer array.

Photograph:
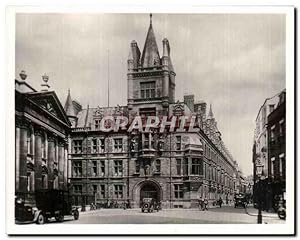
[[127, 46, 134, 71], [207, 104, 214, 120], [130, 40, 141, 69], [64, 89, 77, 127], [162, 38, 169, 66]]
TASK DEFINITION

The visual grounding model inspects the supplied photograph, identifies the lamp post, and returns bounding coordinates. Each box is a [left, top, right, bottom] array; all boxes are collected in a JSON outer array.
[[256, 163, 263, 224]]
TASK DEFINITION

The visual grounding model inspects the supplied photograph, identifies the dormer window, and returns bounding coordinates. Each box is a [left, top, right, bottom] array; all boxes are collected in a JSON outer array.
[[95, 119, 101, 129]]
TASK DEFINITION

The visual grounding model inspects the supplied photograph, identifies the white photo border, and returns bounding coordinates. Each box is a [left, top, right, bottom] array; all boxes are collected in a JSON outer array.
[[6, 5, 295, 235]]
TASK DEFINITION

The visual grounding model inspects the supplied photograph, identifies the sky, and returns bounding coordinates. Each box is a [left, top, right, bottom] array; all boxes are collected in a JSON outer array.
[[15, 13, 286, 176]]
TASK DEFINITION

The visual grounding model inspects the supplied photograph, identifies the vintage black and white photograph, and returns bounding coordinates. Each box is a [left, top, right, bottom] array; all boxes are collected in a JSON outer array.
[[6, 6, 295, 235]]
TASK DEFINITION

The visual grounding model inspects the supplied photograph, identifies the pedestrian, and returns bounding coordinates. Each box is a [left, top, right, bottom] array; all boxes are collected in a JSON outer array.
[[198, 198, 204, 211], [218, 197, 223, 208], [204, 198, 208, 210], [127, 199, 131, 209]]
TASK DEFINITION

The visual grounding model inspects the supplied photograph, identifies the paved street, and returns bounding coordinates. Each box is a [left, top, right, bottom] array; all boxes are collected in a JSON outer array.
[[56, 206, 285, 224]]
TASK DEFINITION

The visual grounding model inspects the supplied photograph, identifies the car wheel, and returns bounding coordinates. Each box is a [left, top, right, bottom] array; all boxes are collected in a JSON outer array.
[[74, 210, 79, 220], [36, 213, 45, 224], [55, 213, 64, 222], [142, 209, 144, 213]]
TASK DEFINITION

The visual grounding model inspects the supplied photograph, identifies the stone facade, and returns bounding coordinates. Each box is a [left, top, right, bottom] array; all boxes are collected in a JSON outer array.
[[15, 75, 71, 204], [66, 16, 242, 209], [253, 89, 286, 211], [267, 90, 286, 210]]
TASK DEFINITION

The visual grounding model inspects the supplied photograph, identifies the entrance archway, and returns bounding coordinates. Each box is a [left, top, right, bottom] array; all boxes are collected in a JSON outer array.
[[140, 184, 158, 201], [133, 180, 162, 207]]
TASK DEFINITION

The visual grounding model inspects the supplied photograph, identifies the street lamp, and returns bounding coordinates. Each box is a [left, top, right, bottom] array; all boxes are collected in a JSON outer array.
[[256, 163, 264, 224]]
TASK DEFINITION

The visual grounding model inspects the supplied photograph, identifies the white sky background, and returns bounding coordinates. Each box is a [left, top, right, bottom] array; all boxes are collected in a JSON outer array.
[[15, 13, 286, 176]]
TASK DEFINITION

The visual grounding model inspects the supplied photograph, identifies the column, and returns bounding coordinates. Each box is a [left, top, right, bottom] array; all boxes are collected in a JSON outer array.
[[149, 132, 152, 149], [19, 121, 30, 193], [58, 140, 65, 189], [34, 127, 43, 190], [63, 139, 68, 190], [15, 125, 20, 191], [47, 135, 55, 189], [44, 132, 48, 189]]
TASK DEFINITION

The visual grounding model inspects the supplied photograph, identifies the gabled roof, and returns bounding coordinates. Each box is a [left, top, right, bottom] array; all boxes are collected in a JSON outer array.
[[76, 106, 129, 128], [141, 17, 161, 68], [25, 91, 71, 126]]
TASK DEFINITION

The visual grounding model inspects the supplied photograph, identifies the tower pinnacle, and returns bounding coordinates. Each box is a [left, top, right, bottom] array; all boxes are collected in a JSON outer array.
[[64, 89, 76, 117], [150, 13, 152, 25], [208, 104, 214, 119]]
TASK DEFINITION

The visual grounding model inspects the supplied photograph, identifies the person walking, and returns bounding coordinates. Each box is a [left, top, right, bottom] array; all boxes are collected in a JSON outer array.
[[218, 197, 223, 208], [199, 198, 204, 211], [204, 198, 208, 211]]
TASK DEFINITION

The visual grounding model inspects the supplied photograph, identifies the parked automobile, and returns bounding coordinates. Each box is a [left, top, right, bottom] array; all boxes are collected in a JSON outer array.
[[15, 189, 79, 224], [15, 196, 36, 223], [234, 193, 247, 208], [141, 198, 159, 213]]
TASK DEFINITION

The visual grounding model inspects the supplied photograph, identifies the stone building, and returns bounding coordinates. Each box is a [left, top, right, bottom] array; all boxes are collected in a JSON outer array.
[[252, 89, 286, 211], [66, 15, 241, 209], [15, 71, 70, 204], [267, 90, 286, 209]]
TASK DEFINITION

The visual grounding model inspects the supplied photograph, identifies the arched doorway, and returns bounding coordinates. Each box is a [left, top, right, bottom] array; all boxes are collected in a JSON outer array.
[[140, 184, 158, 202], [133, 180, 162, 207]]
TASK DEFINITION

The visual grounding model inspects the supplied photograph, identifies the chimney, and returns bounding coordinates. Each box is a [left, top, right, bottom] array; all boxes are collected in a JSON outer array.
[[41, 73, 50, 91], [184, 94, 195, 112], [19, 70, 27, 81]]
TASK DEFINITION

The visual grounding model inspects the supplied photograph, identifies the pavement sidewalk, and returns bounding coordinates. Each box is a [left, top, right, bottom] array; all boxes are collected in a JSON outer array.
[[245, 206, 279, 218]]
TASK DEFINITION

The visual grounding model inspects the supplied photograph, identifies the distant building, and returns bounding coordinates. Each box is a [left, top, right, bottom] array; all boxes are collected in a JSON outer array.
[[15, 71, 71, 204], [252, 89, 286, 211]]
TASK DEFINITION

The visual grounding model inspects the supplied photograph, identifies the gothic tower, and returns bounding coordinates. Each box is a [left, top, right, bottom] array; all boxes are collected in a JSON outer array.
[[127, 14, 176, 117]]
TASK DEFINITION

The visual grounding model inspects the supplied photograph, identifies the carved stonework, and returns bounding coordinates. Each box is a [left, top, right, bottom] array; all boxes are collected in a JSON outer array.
[[47, 134, 56, 142], [34, 126, 44, 136], [93, 106, 104, 117], [37, 99, 58, 117], [145, 164, 151, 176], [173, 101, 184, 116]]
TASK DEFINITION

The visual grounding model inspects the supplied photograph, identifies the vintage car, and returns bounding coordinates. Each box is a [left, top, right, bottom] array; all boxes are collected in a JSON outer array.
[[234, 193, 247, 208], [141, 198, 159, 213], [15, 189, 79, 224], [15, 196, 36, 223]]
